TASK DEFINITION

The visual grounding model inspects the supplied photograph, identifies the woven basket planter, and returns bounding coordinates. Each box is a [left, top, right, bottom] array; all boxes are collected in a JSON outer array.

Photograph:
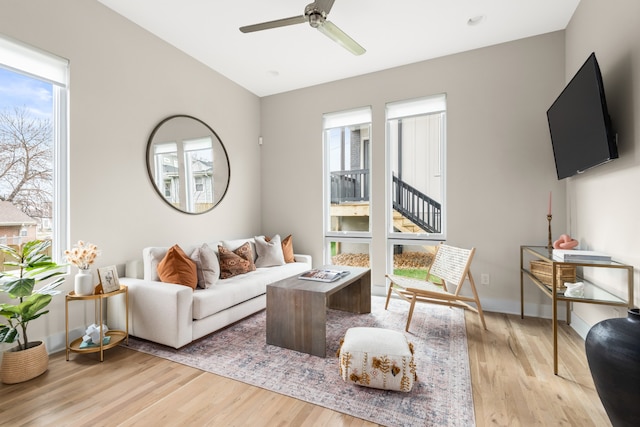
[[0, 341, 48, 384]]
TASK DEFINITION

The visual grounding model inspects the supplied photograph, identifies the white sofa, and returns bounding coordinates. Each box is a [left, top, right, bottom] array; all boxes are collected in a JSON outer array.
[[108, 239, 311, 348]]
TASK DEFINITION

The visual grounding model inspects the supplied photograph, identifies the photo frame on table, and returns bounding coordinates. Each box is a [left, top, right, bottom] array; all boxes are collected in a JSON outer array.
[[98, 265, 120, 293]]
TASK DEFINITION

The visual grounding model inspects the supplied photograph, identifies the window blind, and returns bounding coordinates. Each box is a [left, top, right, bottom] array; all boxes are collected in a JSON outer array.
[[386, 94, 446, 120], [0, 34, 69, 87]]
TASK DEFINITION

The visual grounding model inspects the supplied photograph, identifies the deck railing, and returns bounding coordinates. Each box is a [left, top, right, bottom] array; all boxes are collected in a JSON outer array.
[[392, 174, 441, 233], [330, 170, 441, 233], [330, 169, 369, 203]]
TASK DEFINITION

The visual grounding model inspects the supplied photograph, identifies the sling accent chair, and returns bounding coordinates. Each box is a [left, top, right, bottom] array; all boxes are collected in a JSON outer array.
[[385, 243, 487, 332]]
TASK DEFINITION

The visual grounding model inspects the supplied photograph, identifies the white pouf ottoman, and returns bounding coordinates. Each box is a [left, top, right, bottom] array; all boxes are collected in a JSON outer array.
[[338, 327, 417, 392]]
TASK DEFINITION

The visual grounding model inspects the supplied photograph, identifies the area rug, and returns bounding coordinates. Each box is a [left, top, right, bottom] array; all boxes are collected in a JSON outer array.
[[126, 296, 476, 427]]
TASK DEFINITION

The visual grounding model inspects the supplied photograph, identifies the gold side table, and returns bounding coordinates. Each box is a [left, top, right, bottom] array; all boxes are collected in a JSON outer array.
[[65, 284, 128, 362]]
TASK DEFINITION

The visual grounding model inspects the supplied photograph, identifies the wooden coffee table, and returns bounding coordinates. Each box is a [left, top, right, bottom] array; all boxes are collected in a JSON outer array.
[[266, 265, 371, 357]]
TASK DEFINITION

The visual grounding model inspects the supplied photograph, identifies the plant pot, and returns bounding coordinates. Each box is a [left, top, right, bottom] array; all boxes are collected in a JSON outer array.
[[74, 268, 94, 295], [0, 341, 49, 384], [585, 308, 640, 427]]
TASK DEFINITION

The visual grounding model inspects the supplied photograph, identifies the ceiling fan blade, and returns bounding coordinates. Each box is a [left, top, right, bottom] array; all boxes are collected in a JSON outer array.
[[317, 20, 365, 55], [314, 0, 336, 15], [240, 15, 306, 33]]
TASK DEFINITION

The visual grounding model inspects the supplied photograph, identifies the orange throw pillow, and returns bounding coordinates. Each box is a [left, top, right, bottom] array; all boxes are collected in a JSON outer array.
[[157, 244, 198, 289], [266, 234, 295, 263]]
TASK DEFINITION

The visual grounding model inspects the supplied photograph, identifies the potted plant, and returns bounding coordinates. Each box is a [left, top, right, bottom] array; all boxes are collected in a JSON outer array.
[[0, 240, 66, 384]]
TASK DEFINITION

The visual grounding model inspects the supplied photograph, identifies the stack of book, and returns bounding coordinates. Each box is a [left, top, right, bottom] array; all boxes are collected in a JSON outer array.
[[552, 249, 611, 262], [299, 268, 350, 282]]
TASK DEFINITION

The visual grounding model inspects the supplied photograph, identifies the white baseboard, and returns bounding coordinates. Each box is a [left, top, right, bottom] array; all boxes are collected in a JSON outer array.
[[45, 327, 84, 355]]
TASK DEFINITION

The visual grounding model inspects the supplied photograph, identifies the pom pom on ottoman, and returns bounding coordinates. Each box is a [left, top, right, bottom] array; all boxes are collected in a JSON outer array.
[[338, 327, 417, 392]]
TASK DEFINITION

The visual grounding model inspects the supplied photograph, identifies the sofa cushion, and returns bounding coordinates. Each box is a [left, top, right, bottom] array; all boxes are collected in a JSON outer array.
[[192, 262, 311, 319], [191, 243, 220, 289], [221, 238, 257, 262], [143, 242, 220, 281], [157, 244, 198, 289], [254, 235, 285, 268], [218, 242, 256, 279], [266, 234, 295, 263], [281, 234, 295, 263]]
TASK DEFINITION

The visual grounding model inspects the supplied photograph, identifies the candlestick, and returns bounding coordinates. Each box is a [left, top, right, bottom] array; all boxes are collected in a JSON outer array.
[[548, 191, 552, 216], [547, 214, 553, 250]]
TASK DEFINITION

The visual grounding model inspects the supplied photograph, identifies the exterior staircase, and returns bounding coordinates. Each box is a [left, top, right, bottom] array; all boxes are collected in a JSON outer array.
[[392, 210, 424, 233]]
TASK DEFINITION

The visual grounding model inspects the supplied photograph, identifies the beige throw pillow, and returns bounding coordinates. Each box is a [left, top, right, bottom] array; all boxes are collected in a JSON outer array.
[[266, 234, 296, 263], [191, 243, 220, 289], [254, 235, 286, 268]]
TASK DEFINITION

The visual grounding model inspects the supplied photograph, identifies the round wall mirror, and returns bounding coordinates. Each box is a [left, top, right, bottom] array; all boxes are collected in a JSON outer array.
[[146, 115, 230, 214]]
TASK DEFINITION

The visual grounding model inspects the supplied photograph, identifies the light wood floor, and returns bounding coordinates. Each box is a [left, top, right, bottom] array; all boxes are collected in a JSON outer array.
[[0, 311, 609, 427]]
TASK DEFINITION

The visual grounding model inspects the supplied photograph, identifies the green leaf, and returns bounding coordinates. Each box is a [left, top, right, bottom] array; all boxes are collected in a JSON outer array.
[[19, 294, 53, 322], [35, 277, 65, 295], [1, 277, 36, 298], [0, 303, 21, 318], [0, 240, 64, 348], [0, 325, 18, 343]]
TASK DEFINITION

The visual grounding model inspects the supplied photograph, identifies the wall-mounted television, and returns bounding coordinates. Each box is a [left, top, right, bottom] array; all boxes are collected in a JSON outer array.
[[546, 52, 618, 180]]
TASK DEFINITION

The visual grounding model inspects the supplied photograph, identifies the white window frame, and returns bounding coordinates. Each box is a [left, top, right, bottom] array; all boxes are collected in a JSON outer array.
[[322, 106, 372, 264], [385, 94, 447, 243], [0, 34, 69, 262]]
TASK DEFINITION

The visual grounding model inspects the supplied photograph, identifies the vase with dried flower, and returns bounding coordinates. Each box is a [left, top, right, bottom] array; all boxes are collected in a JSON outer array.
[[64, 241, 99, 296]]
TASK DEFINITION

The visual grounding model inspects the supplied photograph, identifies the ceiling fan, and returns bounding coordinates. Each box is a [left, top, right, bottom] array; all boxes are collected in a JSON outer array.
[[239, 0, 365, 56]]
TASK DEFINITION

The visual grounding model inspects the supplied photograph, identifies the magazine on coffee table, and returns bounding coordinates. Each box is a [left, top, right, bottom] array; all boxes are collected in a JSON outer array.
[[299, 268, 351, 282]]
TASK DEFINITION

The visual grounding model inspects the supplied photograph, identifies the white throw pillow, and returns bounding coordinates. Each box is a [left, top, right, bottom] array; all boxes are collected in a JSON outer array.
[[254, 235, 285, 268], [191, 243, 220, 288]]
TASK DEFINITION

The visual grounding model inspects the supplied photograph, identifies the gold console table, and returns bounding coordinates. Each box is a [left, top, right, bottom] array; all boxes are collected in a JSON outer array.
[[520, 245, 634, 375]]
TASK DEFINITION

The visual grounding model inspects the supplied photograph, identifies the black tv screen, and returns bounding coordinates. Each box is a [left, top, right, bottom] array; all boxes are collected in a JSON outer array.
[[547, 52, 618, 180]]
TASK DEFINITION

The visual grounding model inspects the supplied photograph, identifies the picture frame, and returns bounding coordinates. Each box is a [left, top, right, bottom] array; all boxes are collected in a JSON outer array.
[[98, 265, 120, 293]]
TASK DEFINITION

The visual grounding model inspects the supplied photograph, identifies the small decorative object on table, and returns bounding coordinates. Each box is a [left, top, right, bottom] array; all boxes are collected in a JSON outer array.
[[546, 192, 553, 250], [65, 240, 99, 296], [299, 268, 350, 282], [80, 323, 110, 348], [98, 265, 120, 293], [564, 282, 584, 297], [553, 234, 579, 250]]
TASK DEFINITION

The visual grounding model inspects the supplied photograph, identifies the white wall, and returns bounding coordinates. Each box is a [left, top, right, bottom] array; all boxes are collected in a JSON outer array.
[[564, 0, 640, 335], [0, 0, 261, 352], [260, 32, 567, 315], [4, 0, 627, 354]]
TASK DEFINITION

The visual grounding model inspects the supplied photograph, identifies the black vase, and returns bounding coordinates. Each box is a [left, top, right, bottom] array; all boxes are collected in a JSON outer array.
[[585, 308, 640, 427]]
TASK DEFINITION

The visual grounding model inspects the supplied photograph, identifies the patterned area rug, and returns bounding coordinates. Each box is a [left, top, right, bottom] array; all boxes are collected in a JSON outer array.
[[126, 296, 475, 427]]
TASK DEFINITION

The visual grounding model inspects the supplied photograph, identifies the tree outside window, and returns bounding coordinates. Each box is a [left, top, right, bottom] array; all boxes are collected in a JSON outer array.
[[0, 68, 54, 249]]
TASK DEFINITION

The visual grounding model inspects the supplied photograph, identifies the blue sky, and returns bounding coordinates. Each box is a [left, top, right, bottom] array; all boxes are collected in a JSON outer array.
[[0, 67, 53, 118]]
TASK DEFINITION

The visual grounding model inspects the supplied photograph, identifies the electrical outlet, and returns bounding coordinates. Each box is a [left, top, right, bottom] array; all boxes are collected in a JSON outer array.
[[480, 273, 490, 286]]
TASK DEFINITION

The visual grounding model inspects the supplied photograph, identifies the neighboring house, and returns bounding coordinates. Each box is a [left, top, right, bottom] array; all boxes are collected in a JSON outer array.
[[0, 200, 37, 246]]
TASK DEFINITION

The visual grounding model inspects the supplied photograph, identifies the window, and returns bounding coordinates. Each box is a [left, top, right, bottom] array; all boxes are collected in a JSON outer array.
[[0, 35, 69, 261], [386, 95, 446, 275], [323, 107, 372, 266], [387, 95, 446, 240], [151, 136, 214, 213]]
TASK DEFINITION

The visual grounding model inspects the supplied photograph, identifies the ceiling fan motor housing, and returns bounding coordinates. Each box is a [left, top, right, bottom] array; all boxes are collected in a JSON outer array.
[[305, 4, 326, 28]]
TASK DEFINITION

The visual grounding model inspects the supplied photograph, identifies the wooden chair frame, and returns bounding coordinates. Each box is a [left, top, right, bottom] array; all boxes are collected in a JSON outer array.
[[385, 243, 487, 331]]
